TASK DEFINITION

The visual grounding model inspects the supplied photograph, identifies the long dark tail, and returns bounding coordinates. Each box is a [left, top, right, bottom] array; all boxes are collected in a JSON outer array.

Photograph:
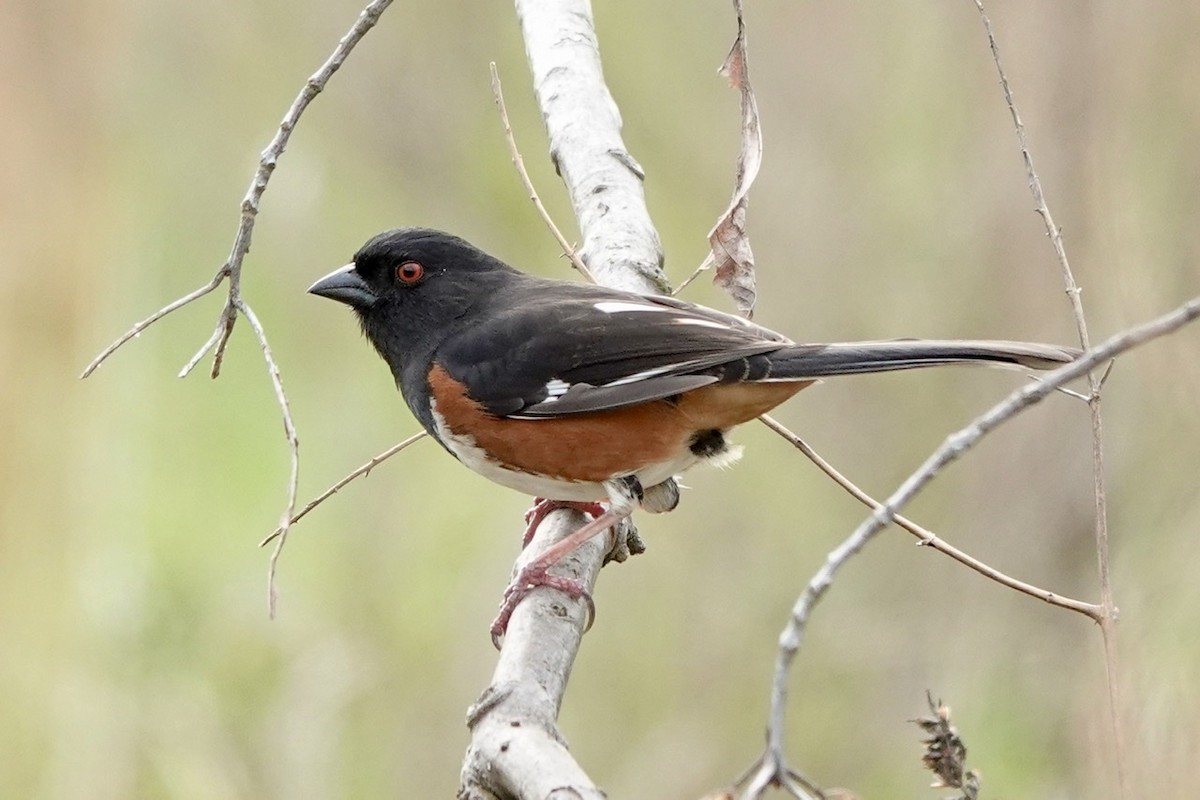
[[763, 339, 1079, 379]]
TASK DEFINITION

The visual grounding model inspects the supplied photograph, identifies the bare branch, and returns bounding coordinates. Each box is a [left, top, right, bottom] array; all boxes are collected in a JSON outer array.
[[754, 293, 1200, 789], [206, 301, 239, 380], [79, 271, 228, 378], [80, 0, 395, 617], [974, 0, 1088, 345], [758, 414, 1102, 621], [178, 315, 228, 378], [209, 0, 397, 380], [739, 749, 825, 800], [82, 0, 393, 381]]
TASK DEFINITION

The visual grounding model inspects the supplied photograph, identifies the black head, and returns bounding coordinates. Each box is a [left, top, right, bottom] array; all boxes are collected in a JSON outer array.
[[309, 227, 521, 383]]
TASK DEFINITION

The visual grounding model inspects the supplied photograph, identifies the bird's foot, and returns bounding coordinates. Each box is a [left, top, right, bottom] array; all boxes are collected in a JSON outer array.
[[490, 563, 595, 649], [521, 498, 606, 547], [521, 497, 644, 562], [491, 504, 631, 649], [493, 479, 645, 647], [605, 516, 644, 563]]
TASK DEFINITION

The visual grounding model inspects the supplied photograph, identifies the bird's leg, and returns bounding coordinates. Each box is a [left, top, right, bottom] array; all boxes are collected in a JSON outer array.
[[491, 478, 642, 648], [521, 498, 606, 547]]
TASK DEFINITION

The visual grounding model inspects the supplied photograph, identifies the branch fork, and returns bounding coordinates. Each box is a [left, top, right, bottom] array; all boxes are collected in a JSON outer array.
[[80, 0, 397, 615]]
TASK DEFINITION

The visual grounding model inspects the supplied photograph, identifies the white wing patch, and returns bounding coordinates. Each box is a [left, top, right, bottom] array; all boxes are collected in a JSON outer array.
[[536, 378, 572, 404], [593, 299, 735, 332], [672, 317, 731, 330], [600, 363, 682, 388], [593, 300, 673, 314]]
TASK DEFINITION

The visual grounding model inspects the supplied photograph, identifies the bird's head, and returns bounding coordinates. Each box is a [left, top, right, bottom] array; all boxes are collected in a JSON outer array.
[[309, 227, 520, 379]]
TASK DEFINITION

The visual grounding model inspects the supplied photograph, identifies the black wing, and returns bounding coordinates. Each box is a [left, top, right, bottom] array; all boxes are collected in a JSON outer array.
[[435, 281, 792, 418]]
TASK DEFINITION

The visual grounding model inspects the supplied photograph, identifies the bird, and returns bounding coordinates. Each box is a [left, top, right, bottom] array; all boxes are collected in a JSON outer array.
[[309, 227, 1079, 642]]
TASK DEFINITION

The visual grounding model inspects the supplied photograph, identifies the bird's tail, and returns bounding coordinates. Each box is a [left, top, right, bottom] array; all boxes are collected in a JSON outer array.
[[762, 339, 1079, 379]]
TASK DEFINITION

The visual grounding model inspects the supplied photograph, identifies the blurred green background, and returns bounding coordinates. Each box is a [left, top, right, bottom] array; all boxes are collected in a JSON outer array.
[[4, 1, 1199, 797]]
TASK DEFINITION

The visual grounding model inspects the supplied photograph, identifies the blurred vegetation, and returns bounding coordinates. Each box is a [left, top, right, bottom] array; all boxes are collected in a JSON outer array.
[[3, 1, 1198, 797]]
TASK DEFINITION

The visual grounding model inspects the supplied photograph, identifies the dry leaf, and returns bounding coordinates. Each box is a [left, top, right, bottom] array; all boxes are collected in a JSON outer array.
[[704, 0, 762, 317]]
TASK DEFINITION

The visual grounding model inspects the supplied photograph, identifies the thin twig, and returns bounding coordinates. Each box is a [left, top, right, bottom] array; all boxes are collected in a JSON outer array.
[[79, 271, 228, 378], [211, 0, 396, 379], [259, 431, 429, 548], [758, 293, 1200, 791], [207, 301, 239, 380], [178, 316, 227, 378], [758, 414, 1102, 621], [673, 260, 708, 296], [975, 0, 1089, 343], [1042, 383, 1091, 403], [234, 298, 300, 619], [973, 2, 1125, 793], [489, 62, 596, 283]]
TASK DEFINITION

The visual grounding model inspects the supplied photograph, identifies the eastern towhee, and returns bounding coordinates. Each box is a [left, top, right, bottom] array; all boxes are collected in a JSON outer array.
[[309, 227, 1079, 643]]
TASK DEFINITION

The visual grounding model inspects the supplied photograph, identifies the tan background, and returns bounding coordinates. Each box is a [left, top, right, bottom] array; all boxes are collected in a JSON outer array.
[[3, 1, 1198, 797]]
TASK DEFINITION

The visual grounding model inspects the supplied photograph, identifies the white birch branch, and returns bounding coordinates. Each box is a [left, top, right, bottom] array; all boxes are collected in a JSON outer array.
[[515, 0, 667, 295], [459, 522, 610, 800], [461, 1, 665, 797]]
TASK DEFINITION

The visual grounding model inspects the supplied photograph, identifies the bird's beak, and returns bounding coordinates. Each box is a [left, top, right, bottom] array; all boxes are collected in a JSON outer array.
[[308, 263, 377, 308]]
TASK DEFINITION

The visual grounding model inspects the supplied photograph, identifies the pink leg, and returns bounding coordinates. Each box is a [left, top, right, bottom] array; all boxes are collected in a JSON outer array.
[[491, 508, 629, 648], [521, 498, 606, 547]]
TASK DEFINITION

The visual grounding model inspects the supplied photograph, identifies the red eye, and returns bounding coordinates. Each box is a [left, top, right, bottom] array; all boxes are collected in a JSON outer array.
[[396, 261, 424, 284]]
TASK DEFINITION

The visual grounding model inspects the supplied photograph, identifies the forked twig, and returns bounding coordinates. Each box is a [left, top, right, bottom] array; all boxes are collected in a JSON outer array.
[[738, 748, 825, 800], [79, 0, 396, 615], [79, 273, 229, 379], [82, 0, 394, 381]]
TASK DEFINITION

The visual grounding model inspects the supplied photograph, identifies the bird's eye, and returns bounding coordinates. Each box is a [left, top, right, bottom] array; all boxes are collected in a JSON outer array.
[[395, 261, 424, 285]]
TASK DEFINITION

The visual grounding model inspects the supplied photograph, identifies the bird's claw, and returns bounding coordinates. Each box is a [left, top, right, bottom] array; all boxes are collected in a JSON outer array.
[[521, 498, 606, 547], [489, 566, 596, 649]]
